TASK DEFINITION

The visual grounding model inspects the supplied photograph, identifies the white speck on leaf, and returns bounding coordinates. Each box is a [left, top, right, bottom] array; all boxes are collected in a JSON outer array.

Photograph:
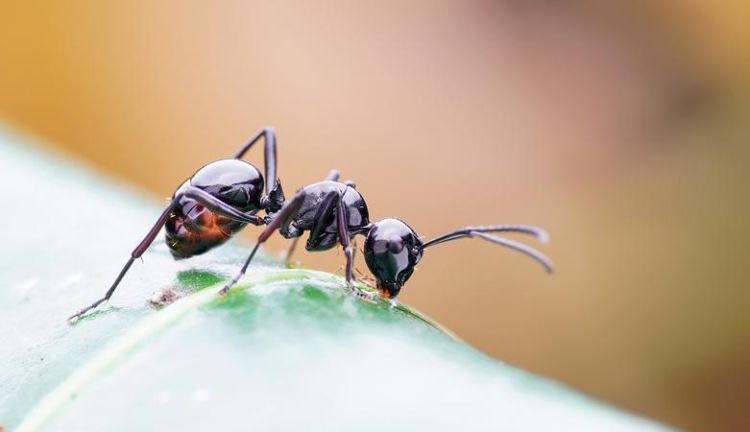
[[190, 388, 211, 405], [15, 278, 39, 296], [54, 273, 83, 291]]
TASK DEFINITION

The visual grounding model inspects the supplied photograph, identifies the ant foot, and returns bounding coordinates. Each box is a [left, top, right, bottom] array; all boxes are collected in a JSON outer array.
[[348, 284, 376, 301], [67, 298, 107, 323], [218, 279, 238, 296], [282, 258, 302, 269], [219, 270, 248, 296]]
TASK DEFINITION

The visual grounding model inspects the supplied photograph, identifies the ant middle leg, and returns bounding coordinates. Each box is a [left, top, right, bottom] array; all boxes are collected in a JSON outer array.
[[280, 237, 299, 264]]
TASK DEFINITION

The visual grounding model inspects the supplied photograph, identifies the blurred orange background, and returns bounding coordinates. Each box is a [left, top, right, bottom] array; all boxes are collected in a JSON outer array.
[[2, 1, 749, 430]]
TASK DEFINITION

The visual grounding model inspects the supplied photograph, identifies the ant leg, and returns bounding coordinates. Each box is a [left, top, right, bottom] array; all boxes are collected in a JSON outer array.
[[182, 186, 264, 225], [218, 189, 307, 294], [305, 190, 364, 296], [69, 196, 182, 322], [234, 128, 269, 158], [335, 193, 371, 299], [233, 127, 283, 209], [302, 189, 368, 297], [335, 197, 354, 286], [307, 191, 339, 247], [280, 237, 299, 263]]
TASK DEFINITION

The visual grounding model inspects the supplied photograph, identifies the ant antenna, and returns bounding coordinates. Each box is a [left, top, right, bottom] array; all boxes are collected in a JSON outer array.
[[422, 225, 554, 273]]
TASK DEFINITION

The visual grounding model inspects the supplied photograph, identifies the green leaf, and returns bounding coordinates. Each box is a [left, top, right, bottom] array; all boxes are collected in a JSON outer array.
[[0, 125, 672, 431]]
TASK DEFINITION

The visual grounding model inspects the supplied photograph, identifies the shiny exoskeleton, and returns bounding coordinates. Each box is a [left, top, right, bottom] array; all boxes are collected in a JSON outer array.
[[70, 127, 554, 322], [279, 180, 370, 249], [70, 127, 284, 321], [363, 218, 553, 298], [216, 169, 554, 300], [165, 159, 281, 259]]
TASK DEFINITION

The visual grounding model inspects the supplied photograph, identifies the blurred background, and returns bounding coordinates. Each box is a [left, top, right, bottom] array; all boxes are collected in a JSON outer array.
[[1, 1, 748, 430]]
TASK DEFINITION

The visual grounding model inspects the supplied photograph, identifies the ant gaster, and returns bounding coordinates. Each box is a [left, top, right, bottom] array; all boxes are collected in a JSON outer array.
[[69, 127, 284, 321]]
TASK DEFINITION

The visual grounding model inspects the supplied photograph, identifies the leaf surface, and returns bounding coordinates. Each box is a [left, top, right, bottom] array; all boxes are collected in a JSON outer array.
[[0, 126, 671, 431]]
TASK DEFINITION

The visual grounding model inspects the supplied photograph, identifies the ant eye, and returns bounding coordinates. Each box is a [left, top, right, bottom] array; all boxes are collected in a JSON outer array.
[[388, 240, 404, 253], [372, 239, 404, 254], [372, 240, 389, 254]]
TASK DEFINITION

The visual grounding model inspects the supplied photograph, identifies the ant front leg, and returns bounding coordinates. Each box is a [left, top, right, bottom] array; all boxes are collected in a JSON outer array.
[[68, 197, 182, 322], [307, 189, 369, 298], [335, 194, 371, 300], [218, 189, 308, 295], [335, 195, 355, 287], [233, 127, 284, 213]]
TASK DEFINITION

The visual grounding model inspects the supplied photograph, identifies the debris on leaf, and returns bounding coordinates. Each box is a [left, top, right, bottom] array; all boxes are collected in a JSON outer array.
[[149, 287, 182, 307]]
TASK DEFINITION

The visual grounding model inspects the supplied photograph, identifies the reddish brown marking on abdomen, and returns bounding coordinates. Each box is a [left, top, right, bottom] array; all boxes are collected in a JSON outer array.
[[165, 209, 246, 259]]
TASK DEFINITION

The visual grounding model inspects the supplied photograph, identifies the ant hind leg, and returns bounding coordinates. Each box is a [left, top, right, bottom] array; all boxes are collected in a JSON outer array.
[[69, 196, 182, 322], [233, 127, 284, 212]]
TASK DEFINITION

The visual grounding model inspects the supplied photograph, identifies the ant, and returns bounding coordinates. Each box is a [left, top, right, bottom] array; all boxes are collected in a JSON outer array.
[[215, 169, 553, 300], [69, 127, 285, 321], [70, 127, 553, 321]]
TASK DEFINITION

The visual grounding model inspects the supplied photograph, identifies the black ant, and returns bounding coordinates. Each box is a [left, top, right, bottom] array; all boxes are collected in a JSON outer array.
[[69, 127, 285, 321], [70, 128, 553, 321]]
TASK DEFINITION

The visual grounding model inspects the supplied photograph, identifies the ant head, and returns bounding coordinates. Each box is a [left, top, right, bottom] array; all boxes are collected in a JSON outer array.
[[363, 218, 424, 299], [364, 221, 555, 299]]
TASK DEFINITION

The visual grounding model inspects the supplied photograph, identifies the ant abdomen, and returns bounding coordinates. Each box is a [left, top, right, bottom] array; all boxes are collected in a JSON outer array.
[[165, 205, 243, 259], [164, 159, 267, 259]]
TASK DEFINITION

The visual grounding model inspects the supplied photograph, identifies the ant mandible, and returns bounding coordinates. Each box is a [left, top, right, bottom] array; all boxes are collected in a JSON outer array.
[[69, 127, 285, 321], [215, 167, 554, 300]]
